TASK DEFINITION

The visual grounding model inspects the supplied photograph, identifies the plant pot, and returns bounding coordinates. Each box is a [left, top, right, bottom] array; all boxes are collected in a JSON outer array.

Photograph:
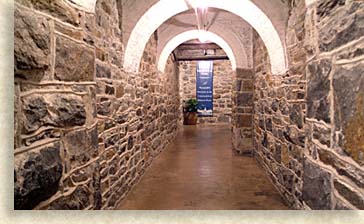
[[183, 112, 198, 125]]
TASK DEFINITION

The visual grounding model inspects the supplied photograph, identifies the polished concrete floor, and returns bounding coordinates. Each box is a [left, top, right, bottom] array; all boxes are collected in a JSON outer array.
[[117, 125, 288, 210]]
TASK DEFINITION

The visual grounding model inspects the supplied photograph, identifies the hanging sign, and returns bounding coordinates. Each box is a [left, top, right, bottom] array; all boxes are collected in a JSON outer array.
[[196, 61, 213, 116]]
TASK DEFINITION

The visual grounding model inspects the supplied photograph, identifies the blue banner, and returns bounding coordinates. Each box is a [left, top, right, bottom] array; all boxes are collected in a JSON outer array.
[[196, 61, 213, 116]]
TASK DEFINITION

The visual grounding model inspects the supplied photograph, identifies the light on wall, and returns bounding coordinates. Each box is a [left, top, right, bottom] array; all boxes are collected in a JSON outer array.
[[189, 0, 208, 10], [198, 30, 209, 43]]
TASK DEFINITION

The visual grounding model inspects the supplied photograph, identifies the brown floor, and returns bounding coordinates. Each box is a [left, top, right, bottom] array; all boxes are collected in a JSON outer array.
[[117, 125, 288, 210]]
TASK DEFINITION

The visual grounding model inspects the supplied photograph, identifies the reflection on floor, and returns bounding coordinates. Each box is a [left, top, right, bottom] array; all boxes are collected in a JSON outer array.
[[117, 124, 288, 210]]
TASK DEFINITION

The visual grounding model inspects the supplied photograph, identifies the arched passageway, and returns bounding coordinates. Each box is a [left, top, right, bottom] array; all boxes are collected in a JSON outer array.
[[123, 0, 287, 74], [13, 0, 364, 211], [158, 30, 238, 72]]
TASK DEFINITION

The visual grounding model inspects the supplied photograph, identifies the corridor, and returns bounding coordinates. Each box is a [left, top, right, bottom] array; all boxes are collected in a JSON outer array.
[[117, 125, 287, 210], [13, 0, 364, 211]]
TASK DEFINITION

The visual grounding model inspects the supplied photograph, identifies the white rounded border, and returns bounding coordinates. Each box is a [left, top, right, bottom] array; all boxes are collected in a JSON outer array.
[[158, 30, 237, 72], [124, 0, 287, 75]]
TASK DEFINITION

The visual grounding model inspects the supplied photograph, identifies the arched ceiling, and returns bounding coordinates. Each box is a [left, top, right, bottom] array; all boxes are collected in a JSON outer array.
[[158, 30, 238, 72], [157, 9, 252, 70], [123, 0, 288, 74], [71, 0, 290, 74], [72, 0, 289, 40], [119, 0, 289, 46]]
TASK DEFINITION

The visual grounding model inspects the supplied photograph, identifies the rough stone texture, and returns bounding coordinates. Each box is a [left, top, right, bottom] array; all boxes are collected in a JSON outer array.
[[318, 2, 364, 52], [232, 68, 254, 154], [15, 0, 180, 210], [55, 35, 95, 81], [14, 142, 62, 209], [302, 159, 332, 209], [316, 0, 346, 22], [95, 35, 180, 209], [91, 0, 180, 209], [253, 0, 307, 209], [15, 0, 83, 26], [251, 0, 364, 210], [333, 61, 364, 166], [178, 60, 233, 124], [14, 5, 51, 81], [318, 148, 364, 188], [307, 59, 331, 123], [13, 0, 364, 211], [334, 179, 364, 210], [21, 94, 86, 133], [14, 9, 98, 213], [306, 0, 364, 210]]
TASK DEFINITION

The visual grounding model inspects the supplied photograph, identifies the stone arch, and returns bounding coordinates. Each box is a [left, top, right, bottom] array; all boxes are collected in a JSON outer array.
[[158, 30, 238, 72], [157, 12, 252, 70], [123, 0, 287, 74]]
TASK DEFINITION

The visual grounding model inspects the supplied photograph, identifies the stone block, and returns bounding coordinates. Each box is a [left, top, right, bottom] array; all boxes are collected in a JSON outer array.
[[302, 159, 332, 209], [243, 80, 254, 91], [96, 64, 111, 79], [312, 123, 331, 147], [333, 61, 364, 165], [235, 80, 242, 92], [22, 94, 86, 133], [335, 40, 364, 62], [47, 185, 91, 209], [236, 68, 253, 79], [55, 21, 83, 41], [334, 196, 353, 210], [97, 97, 112, 116], [283, 126, 305, 147], [236, 114, 252, 127], [266, 117, 273, 132], [307, 59, 332, 123], [14, 6, 50, 79], [278, 167, 295, 193], [281, 143, 290, 167], [55, 35, 95, 81], [14, 142, 62, 209], [217, 115, 230, 123], [237, 93, 253, 107], [289, 104, 303, 129], [105, 85, 115, 95], [317, 148, 364, 188], [334, 179, 364, 209], [316, 0, 346, 22], [319, 3, 364, 52], [63, 128, 92, 169], [16, 0, 82, 26]]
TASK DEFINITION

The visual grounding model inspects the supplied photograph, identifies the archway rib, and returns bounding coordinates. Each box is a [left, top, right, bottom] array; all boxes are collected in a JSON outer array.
[[124, 0, 287, 74], [158, 30, 237, 72]]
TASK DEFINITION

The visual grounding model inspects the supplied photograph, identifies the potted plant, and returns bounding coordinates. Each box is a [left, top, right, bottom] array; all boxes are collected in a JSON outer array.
[[183, 98, 198, 125]]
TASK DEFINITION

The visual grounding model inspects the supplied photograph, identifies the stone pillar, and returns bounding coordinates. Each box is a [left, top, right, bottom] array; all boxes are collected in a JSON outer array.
[[231, 68, 254, 155]]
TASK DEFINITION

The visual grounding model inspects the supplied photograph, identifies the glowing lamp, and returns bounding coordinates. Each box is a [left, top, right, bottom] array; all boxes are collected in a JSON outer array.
[[198, 30, 209, 43], [189, 0, 208, 10]]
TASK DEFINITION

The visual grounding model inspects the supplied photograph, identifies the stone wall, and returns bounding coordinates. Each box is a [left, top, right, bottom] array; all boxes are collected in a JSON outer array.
[[304, 0, 364, 210], [13, 0, 364, 211], [253, 0, 364, 210], [14, 0, 180, 210], [179, 60, 233, 124]]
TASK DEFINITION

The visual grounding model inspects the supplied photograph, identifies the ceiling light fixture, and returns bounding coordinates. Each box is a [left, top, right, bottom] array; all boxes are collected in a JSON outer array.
[[190, 0, 209, 43], [198, 29, 208, 43], [189, 0, 208, 10]]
